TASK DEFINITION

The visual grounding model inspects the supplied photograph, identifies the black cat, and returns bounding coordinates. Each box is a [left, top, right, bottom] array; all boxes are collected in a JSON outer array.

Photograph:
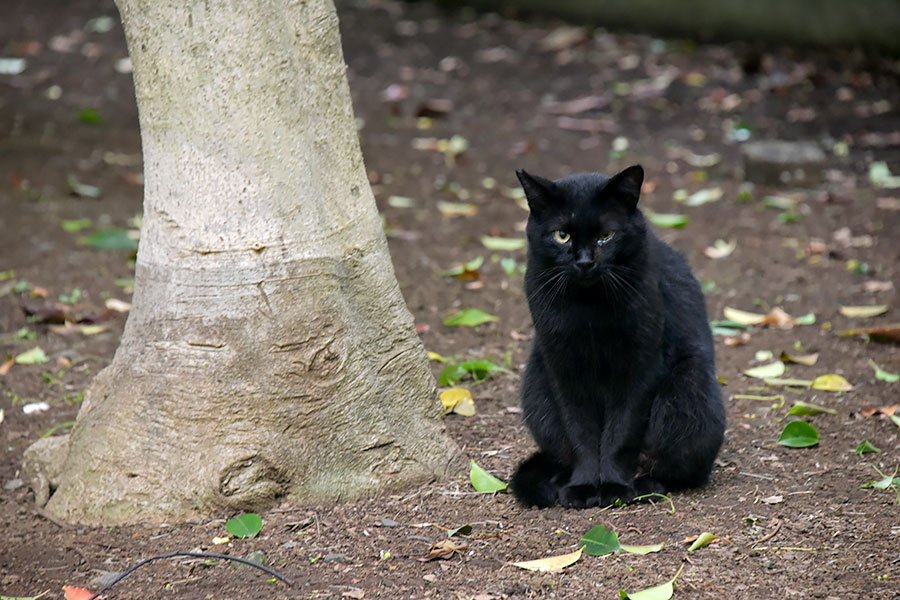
[[510, 164, 725, 509]]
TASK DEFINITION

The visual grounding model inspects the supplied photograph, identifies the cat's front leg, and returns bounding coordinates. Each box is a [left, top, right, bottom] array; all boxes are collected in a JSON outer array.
[[558, 459, 604, 508]]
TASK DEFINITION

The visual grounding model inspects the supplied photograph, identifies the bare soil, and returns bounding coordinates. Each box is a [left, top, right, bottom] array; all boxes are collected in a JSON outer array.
[[2, 1, 899, 598]]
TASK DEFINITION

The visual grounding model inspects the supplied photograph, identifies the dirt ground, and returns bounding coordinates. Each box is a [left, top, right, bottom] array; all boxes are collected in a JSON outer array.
[[2, 0, 899, 598]]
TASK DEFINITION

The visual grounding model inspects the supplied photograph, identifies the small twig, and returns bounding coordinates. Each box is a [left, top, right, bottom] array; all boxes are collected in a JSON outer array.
[[86, 551, 293, 600], [750, 519, 782, 548], [739, 472, 776, 481]]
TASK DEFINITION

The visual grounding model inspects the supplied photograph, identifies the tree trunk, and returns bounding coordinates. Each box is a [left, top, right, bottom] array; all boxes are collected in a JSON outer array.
[[35, 0, 461, 524]]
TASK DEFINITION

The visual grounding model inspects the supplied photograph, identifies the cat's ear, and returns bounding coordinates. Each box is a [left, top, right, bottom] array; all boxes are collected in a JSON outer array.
[[606, 164, 644, 211], [516, 169, 557, 215]]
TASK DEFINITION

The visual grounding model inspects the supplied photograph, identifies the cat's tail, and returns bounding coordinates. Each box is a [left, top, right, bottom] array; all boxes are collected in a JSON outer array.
[[510, 452, 568, 508]]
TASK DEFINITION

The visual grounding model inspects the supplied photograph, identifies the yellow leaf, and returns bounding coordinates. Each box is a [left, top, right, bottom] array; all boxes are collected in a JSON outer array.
[[79, 325, 106, 335], [440, 388, 473, 415], [452, 393, 476, 416], [723, 306, 766, 325], [840, 305, 888, 319], [511, 546, 584, 572], [427, 351, 449, 363], [812, 374, 853, 392], [211, 536, 230, 545]]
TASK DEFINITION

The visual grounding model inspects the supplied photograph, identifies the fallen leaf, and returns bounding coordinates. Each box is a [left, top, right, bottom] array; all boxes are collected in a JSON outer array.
[[743, 361, 785, 379], [211, 536, 230, 544], [788, 401, 837, 416], [868, 359, 899, 382], [66, 174, 101, 198], [644, 209, 688, 229], [687, 532, 718, 551], [439, 388, 476, 416], [511, 546, 584, 572], [723, 306, 766, 325], [481, 236, 526, 251], [443, 309, 498, 327], [342, 590, 365, 599], [855, 440, 880, 455], [436, 201, 477, 218], [418, 539, 468, 561], [837, 324, 900, 344], [580, 524, 663, 556], [619, 564, 684, 600], [469, 460, 507, 493], [442, 256, 483, 280], [447, 524, 472, 537], [811, 374, 853, 392], [862, 280, 894, 293], [63, 586, 94, 600], [840, 305, 889, 319], [703, 239, 736, 259], [225, 513, 262, 539], [0, 358, 15, 375], [869, 161, 900, 188], [778, 421, 819, 448], [676, 187, 723, 206], [780, 351, 819, 366], [763, 378, 813, 388], [15, 347, 48, 365], [761, 495, 784, 504], [105, 298, 132, 312], [859, 404, 898, 418], [427, 351, 449, 363]]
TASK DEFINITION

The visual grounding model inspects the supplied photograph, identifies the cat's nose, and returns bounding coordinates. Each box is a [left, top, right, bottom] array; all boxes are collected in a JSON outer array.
[[575, 258, 593, 272]]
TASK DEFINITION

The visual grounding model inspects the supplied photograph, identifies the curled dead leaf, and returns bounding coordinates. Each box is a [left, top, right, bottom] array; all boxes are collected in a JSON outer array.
[[418, 539, 468, 561]]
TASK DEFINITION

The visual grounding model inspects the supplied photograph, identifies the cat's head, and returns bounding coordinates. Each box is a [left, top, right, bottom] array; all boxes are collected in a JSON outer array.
[[516, 165, 646, 285]]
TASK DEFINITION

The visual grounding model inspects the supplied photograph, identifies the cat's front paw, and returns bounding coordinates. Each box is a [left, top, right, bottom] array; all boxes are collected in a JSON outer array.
[[598, 482, 636, 507], [558, 483, 601, 509]]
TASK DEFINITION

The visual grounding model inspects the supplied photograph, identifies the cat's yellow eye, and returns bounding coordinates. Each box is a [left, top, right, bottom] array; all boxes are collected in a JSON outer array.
[[597, 231, 615, 245], [553, 230, 571, 244]]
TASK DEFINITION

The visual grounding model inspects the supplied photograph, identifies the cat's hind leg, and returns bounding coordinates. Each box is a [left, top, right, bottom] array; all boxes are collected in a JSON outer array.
[[510, 451, 571, 508], [641, 358, 726, 493]]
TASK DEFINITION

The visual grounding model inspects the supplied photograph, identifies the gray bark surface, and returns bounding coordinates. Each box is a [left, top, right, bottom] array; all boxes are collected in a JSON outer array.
[[40, 0, 460, 524]]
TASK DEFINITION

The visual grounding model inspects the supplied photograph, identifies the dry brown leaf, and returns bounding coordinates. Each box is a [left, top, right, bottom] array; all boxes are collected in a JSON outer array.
[[837, 324, 900, 344], [0, 358, 15, 376], [860, 404, 899, 418], [418, 539, 468, 561], [760, 307, 795, 329], [723, 333, 751, 346]]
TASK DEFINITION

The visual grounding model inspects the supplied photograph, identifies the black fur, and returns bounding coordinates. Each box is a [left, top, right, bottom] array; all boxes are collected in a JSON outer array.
[[510, 165, 726, 509]]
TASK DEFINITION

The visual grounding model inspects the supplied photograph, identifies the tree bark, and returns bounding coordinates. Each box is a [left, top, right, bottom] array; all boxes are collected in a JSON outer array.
[[35, 0, 461, 524]]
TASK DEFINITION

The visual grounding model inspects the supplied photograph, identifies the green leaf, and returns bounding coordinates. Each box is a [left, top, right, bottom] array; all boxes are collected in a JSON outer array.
[[61, 218, 93, 232], [620, 542, 665, 555], [469, 460, 507, 493], [788, 401, 837, 416], [225, 513, 263, 539], [855, 440, 881, 455], [869, 161, 900, 188], [79, 228, 139, 250], [481, 236, 526, 251], [448, 524, 472, 537], [580, 524, 621, 556], [439, 358, 508, 386], [868, 359, 899, 383], [443, 309, 498, 327], [777, 421, 819, 448], [500, 257, 518, 276], [743, 361, 785, 379], [762, 195, 797, 211], [442, 256, 484, 278], [892, 415, 900, 428], [793, 312, 816, 325], [688, 531, 718, 551], [644, 209, 688, 229], [619, 565, 684, 600], [78, 108, 104, 125], [580, 525, 662, 556], [15, 347, 48, 365]]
